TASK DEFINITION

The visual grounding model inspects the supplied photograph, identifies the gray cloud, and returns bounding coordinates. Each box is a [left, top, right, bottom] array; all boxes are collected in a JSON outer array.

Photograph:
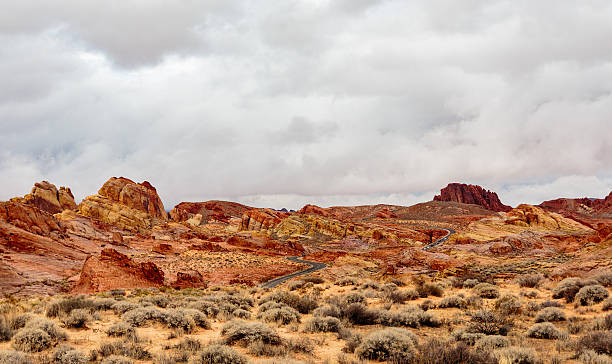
[[1, 1, 612, 209]]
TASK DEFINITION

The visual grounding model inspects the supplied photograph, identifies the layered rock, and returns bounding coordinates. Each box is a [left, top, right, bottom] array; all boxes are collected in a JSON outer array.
[[73, 248, 165, 293], [170, 201, 251, 224], [78, 177, 167, 232], [505, 204, 590, 231], [240, 209, 289, 231], [0, 201, 62, 236], [434, 183, 511, 212], [540, 191, 612, 218], [12, 181, 77, 214]]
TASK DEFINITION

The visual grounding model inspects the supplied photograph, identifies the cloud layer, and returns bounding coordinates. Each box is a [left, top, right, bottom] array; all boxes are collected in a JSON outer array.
[[1, 0, 612, 209]]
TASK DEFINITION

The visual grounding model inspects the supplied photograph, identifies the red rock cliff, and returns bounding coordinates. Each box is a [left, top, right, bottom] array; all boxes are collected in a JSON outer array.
[[434, 183, 511, 212]]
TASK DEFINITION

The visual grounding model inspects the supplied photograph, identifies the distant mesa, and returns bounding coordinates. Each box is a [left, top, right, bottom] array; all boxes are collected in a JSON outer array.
[[539, 190, 612, 218], [433, 183, 511, 212]]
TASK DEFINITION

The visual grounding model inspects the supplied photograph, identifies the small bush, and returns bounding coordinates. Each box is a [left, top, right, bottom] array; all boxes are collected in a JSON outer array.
[[258, 291, 318, 314], [52, 344, 88, 364], [579, 349, 612, 364], [494, 294, 522, 315], [171, 337, 202, 352], [0, 350, 29, 364], [62, 309, 91, 328], [285, 337, 313, 354], [122, 307, 163, 326], [0, 317, 12, 342], [419, 338, 497, 364], [188, 300, 220, 318], [98, 340, 151, 360], [575, 285, 610, 306], [602, 298, 612, 311], [303, 276, 325, 284], [232, 308, 251, 319], [385, 289, 419, 303], [591, 314, 612, 331], [595, 272, 612, 287], [111, 302, 138, 315], [343, 303, 381, 325], [7, 314, 34, 332], [258, 307, 300, 325], [12, 328, 51, 352], [474, 335, 510, 351], [182, 308, 210, 329], [46, 296, 98, 318], [516, 273, 544, 288], [379, 306, 441, 328], [473, 283, 499, 299], [138, 295, 169, 308], [495, 346, 538, 364], [416, 281, 444, 298], [535, 307, 567, 323], [162, 309, 196, 332], [100, 355, 133, 364], [221, 320, 281, 346], [106, 322, 135, 338], [360, 281, 382, 291], [578, 331, 612, 355], [451, 329, 484, 345], [24, 318, 67, 343], [552, 277, 597, 303], [467, 310, 512, 335], [343, 292, 366, 304], [287, 280, 305, 291], [438, 295, 467, 309], [355, 328, 417, 362], [312, 305, 341, 318], [527, 322, 566, 339], [463, 279, 480, 288], [342, 331, 363, 354], [304, 316, 342, 333], [190, 344, 247, 364], [540, 300, 564, 309], [335, 277, 358, 286]]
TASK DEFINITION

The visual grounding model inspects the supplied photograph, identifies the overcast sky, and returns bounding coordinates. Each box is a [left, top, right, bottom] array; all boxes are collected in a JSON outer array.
[[2, 0, 612, 210]]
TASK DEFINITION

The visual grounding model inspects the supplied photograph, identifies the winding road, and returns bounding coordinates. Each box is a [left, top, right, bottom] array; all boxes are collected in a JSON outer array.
[[259, 220, 455, 288]]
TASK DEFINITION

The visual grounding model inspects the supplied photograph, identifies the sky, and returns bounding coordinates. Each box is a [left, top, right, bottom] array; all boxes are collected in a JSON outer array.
[[1, 0, 612, 210]]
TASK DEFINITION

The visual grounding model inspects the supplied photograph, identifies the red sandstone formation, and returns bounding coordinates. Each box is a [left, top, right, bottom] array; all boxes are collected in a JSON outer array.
[[12, 181, 77, 214], [170, 201, 251, 224], [540, 191, 612, 218], [434, 183, 511, 212], [0, 201, 63, 236], [98, 177, 167, 219], [73, 248, 165, 293], [240, 209, 289, 231], [172, 270, 208, 289]]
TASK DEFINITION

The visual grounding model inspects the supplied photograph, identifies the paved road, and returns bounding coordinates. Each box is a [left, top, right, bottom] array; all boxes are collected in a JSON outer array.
[[260, 256, 327, 288]]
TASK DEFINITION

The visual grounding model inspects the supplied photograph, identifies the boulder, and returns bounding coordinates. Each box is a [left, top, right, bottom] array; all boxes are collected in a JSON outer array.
[[0, 201, 62, 236], [13, 181, 77, 214]]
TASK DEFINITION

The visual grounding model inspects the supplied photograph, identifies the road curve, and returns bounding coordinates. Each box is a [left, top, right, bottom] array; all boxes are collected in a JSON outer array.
[[260, 256, 327, 288]]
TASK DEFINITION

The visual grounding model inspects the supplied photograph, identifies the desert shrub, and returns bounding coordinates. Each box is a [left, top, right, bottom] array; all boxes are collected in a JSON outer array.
[[284, 337, 313, 355], [188, 300, 220, 318], [189, 344, 247, 364], [46, 296, 98, 317], [304, 316, 342, 333], [388, 278, 406, 287], [246, 340, 287, 357], [416, 281, 444, 298], [92, 298, 117, 311], [336, 277, 358, 286], [100, 356, 133, 364], [62, 309, 91, 328], [0, 350, 29, 364], [52, 344, 88, 364], [342, 331, 363, 353], [138, 295, 169, 308], [579, 349, 612, 364], [287, 280, 305, 291], [221, 320, 282, 346], [418, 338, 496, 364], [355, 328, 417, 362], [577, 331, 612, 355], [595, 272, 612, 287], [602, 298, 612, 311], [525, 301, 540, 317], [463, 279, 480, 288], [360, 281, 382, 291], [343, 303, 381, 325], [162, 309, 196, 332], [106, 322, 135, 338], [466, 295, 483, 309], [495, 294, 522, 315], [473, 283, 499, 299], [258, 291, 318, 314], [0, 317, 12, 342], [385, 289, 419, 303], [109, 289, 126, 297], [380, 306, 441, 328], [231, 308, 251, 319], [258, 306, 300, 325], [419, 299, 435, 311], [576, 285, 610, 306], [170, 337, 202, 352], [7, 313, 34, 331], [516, 273, 545, 288], [438, 295, 468, 309], [12, 328, 51, 352], [495, 346, 538, 364], [527, 322, 566, 339], [182, 308, 210, 329], [553, 277, 598, 303], [535, 307, 567, 322], [474, 335, 510, 351], [122, 306, 163, 326], [467, 310, 512, 335], [522, 290, 539, 299], [24, 318, 67, 343], [313, 305, 341, 318], [98, 340, 151, 360], [540, 300, 564, 309], [591, 314, 612, 331], [303, 276, 325, 284], [343, 292, 366, 304], [111, 302, 138, 315], [451, 329, 485, 345]]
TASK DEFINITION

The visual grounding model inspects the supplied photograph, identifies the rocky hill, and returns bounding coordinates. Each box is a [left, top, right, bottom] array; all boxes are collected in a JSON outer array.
[[434, 183, 512, 212]]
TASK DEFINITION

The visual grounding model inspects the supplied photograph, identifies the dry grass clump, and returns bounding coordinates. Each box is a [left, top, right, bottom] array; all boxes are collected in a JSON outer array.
[[257, 305, 300, 325], [47, 296, 112, 318], [360, 281, 382, 291], [575, 285, 610, 306], [111, 302, 138, 315], [106, 322, 136, 338], [221, 320, 282, 347], [303, 316, 342, 333], [122, 306, 164, 327], [258, 291, 317, 314], [535, 307, 567, 323], [0, 350, 30, 364], [379, 306, 441, 328], [578, 349, 612, 364], [0, 316, 12, 342], [414, 280, 444, 298], [540, 300, 564, 309], [591, 314, 612, 331], [100, 355, 133, 364], [526, 322, 566, 339], [97, 340, 152, 360], [595, 272, 612, 287], [384, 289, 419, 304], [302, 276, 325, 284], [602, 298, 612, 311], [12, 328, 51, 352], [516, 273, 545, 288], [438, 295, 467, 309], [138, 295, 169, 308], [335, 277, 359, 286], [313, 305, 341, 318], [355, 328, 417, 362], [474, 335, 510, 351], [552, 277, 598, 303], [190, 344, 248, 364], [451, 329, 484, 345], [287, 280, 306, 291], [52, 344, 88, 364], [494, 294, 522, 315], [495, 346, 538, 364], [473, 283, 499, 299]]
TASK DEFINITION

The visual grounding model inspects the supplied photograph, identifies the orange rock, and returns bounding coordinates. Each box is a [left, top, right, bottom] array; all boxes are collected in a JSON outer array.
[[13, 181, 77, 214], [153, 243, 173, 254], [172, 270, 208, 289], [240, 209, 288, 231], [489, 241, 513, 255], [0, 201, 62, 236], [434, 183, 511, 212], [170, 200, 251, 224]]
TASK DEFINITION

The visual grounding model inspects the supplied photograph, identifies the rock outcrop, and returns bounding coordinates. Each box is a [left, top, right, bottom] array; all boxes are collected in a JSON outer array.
[[240, 209, 289, 231], [505, 204, 591, 231], [12, 181, 77, 214], [540, 191, 612, 218], [170, 201, 251, 224], [78, 177, 167, 232], [434, 183, 511, 212], [73, 248, 165, 293], [0, 201, 63, 236]]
